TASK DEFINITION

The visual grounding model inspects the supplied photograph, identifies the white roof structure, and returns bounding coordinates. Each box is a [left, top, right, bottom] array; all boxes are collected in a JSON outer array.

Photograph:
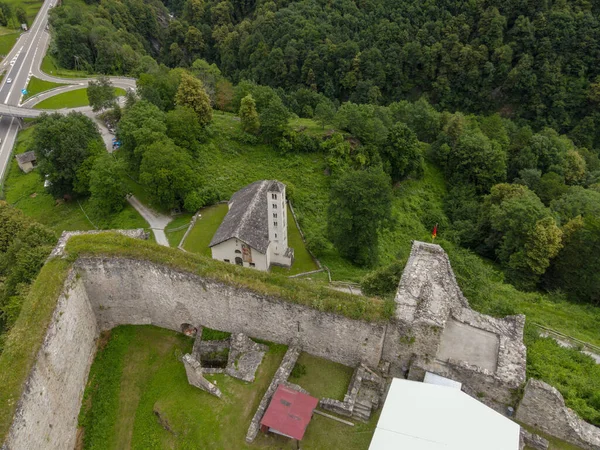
[[369, 378, 520, 450], [424, 372, 462, 390]]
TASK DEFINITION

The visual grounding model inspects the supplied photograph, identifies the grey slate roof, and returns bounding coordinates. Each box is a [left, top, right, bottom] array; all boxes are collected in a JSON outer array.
[[209, 180, 285, 253], [16, 151, 36, 165]]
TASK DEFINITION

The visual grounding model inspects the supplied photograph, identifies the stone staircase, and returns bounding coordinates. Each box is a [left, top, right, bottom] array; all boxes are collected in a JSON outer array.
[[352, 399, 372, 421]]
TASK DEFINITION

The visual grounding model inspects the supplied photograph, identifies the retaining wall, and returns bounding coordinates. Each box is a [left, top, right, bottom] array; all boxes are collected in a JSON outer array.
[[2, 273, 99, 450], [516, 379, 600, 450], [76, 257, 387, 367]]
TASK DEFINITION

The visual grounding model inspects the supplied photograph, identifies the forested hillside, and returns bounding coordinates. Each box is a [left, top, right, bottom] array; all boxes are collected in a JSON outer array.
[[49, 0, 600, 143]]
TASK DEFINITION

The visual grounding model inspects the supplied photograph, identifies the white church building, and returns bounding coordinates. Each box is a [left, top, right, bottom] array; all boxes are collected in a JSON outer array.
[[209, 180, 294, 271]]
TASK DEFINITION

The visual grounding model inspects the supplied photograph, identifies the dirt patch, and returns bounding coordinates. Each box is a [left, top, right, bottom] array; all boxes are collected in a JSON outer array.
[[96, 330, 112, 352], [153, 406, 176, 435], [74, 426, 84, 450]]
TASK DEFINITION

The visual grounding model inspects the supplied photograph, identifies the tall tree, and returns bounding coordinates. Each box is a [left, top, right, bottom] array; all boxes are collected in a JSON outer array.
[[381, 123, 423, 182], [175, 72, 212, 127], [139, 139, 199, 210], [259, 98, 289, 142], [89, 153, 127, 215], [32, 112, 103, 197], [327, 168, 392, 266], [314, 100, 336, 129], [87, 76, 116, 112], [239, 94, 259, 134]]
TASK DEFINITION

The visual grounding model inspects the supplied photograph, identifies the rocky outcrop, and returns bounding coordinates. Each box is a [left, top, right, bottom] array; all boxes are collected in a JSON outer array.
[[516, 379, 600, 450]]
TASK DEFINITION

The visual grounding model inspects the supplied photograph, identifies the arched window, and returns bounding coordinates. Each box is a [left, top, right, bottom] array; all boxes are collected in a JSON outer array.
[[235, 249, 242, 254]]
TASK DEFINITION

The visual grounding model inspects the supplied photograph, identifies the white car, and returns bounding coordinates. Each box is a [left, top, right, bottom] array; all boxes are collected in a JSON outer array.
[[6, 78, 12, 84]]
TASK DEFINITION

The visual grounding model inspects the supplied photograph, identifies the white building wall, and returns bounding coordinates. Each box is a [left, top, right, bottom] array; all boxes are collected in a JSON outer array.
[[267, 186, 292, 267], [210, 238, 268, 271]]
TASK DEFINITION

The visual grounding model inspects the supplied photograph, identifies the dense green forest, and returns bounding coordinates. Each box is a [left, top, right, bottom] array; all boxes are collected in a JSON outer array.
[[49, 0, 600, 144]]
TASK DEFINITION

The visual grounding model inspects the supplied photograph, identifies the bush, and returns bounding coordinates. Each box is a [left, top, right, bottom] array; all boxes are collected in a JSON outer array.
[[184, 186, 221, 212], [290, 362, 307, 378], [360, 258, 407, 297]]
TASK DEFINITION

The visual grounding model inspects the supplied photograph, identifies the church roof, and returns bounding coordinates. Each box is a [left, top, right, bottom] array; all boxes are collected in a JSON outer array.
[[209, 180, 285, 253]]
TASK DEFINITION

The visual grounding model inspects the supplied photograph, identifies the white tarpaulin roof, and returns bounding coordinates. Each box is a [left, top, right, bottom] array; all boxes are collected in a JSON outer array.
[[424, 372, 462, 390], [369, 378, 520, 450]]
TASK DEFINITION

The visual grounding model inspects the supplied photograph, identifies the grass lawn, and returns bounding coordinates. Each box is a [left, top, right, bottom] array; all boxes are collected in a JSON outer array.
[[289, 117, 336, 137], [165, 212, 194, 247], [272, 205, 319, 276], [34, 87, 126, 109], [23, 76, 67, 100], [1, 125, 148, 233], [182, 203, 229, 256], [0, 31, 19, 59], [199, 114, 445, 282], [40, 54, 88, 78], [79, 325, 377, 449], [289, 352, 354, 400]]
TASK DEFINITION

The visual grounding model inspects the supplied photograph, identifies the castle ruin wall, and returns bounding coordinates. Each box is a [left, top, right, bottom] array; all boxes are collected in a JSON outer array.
[[76, 257, 387, 368], [3, 273, 99, 450]]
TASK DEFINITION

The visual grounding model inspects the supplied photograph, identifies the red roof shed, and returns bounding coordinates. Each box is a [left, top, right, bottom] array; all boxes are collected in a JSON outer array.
[[260, 385, 319, 441]]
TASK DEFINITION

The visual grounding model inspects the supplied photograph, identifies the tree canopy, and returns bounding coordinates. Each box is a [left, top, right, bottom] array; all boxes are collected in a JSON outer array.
[[327, 168, 392, 267]]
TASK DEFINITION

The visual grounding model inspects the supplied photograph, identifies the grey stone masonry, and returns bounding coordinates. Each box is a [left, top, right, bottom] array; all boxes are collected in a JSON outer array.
[[245, 344, 301, 443], [319, 364, 384, 421], [50, 229, 149, 258], [191, 325, 204, 360], [226, 333, 268, 382], [182, 354, 223, 398], [519, 429, 549, 450], [516, 379, 600, 450]]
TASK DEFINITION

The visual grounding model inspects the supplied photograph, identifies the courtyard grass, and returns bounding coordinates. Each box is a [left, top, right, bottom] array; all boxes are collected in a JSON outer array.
[[23, 76, 66, 100], [182, 203, 228, 256], [1, 125, 148, 233], [290, 352, 354, 400], [33, 87, 126, 109], [78, 324, 377, 449]]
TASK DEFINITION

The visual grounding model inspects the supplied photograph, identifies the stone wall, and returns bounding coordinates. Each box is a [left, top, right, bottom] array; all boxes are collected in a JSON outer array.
[[516, 379, 600, 450], [2, 272, 98, 450], [76, 257, 387, 368]]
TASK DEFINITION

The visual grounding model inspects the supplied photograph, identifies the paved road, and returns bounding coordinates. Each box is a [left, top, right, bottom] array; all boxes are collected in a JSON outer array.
[[0, 0, 136, 182], [127, 195, 172, 246], [0, 0, 169, 245]]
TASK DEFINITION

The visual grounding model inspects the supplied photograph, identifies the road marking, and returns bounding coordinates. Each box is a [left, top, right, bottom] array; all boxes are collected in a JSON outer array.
[[4, 1, 50, 104], [18, 46, 39, 105]]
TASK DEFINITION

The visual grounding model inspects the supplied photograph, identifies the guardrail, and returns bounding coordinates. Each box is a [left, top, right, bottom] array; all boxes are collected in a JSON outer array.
[[533, 322, 600, 354]]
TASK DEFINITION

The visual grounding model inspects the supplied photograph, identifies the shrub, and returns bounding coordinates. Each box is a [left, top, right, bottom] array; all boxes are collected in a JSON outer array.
[[290, 362, 307, 378], [360, 258, 407, 297]]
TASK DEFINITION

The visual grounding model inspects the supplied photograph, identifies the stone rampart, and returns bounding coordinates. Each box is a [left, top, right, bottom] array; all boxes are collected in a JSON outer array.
[[76, 257, 386, 367], [1, 239, 531, 449], [516, 379, 600, 450], [2, 272, 99, 450]]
